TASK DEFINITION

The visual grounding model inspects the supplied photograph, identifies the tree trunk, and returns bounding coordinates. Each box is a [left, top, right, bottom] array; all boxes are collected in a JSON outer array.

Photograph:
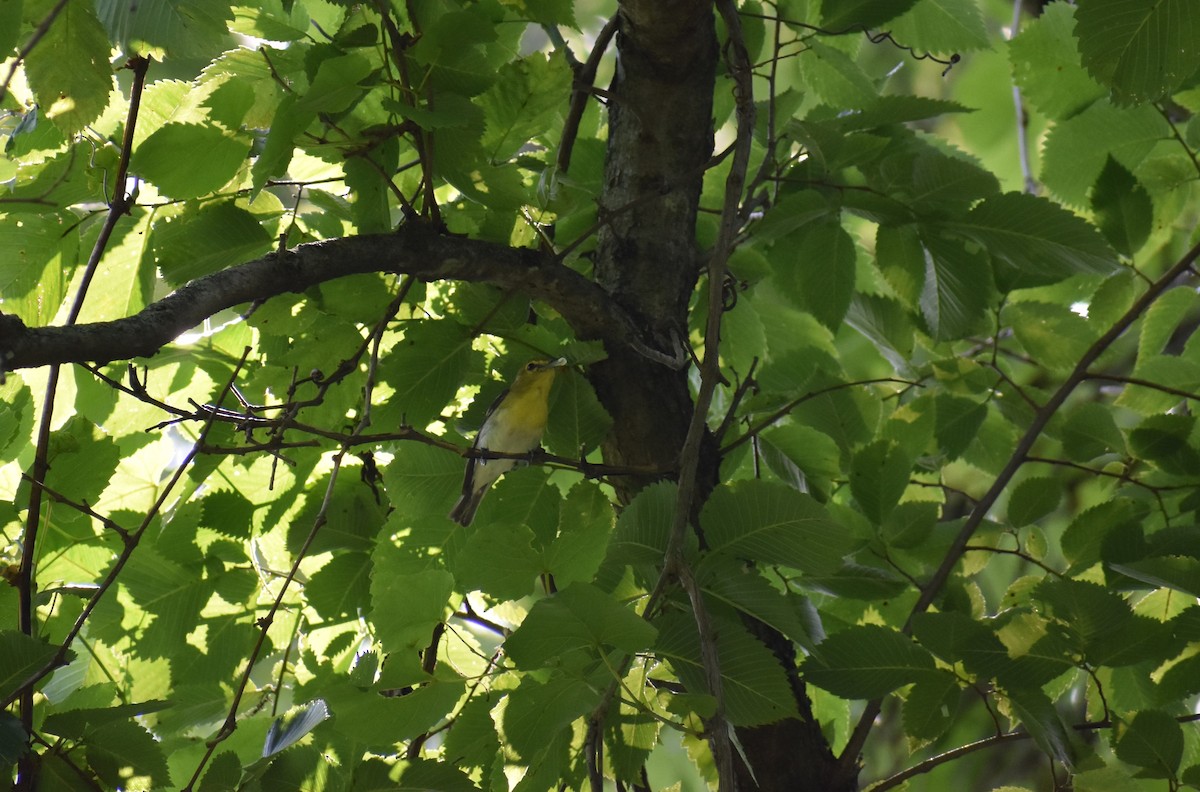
[[588, 3, 853, 789]]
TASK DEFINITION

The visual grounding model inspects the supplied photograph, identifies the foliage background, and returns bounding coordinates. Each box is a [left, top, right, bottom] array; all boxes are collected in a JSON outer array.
[[2, 0, 1200, 790]]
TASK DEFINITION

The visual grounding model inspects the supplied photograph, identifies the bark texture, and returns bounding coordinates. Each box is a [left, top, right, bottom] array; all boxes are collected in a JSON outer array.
[[589, 0, 718, 496], [588, 3, 853, 790]]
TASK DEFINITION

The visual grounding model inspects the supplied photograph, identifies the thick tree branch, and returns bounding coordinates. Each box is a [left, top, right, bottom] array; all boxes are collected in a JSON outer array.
[[0, 224, 652, 372]]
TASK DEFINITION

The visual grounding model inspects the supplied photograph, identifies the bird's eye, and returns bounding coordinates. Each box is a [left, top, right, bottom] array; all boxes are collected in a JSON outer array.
[[526, 362, 537, 371]]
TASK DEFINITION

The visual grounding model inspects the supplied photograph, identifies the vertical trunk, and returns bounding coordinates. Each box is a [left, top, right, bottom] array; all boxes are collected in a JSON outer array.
[[588, 3, 853, 790], [588, 0, 717, 496]]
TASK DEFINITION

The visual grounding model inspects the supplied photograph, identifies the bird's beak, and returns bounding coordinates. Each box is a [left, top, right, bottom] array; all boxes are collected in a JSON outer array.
[[544, 357, 568, 370]]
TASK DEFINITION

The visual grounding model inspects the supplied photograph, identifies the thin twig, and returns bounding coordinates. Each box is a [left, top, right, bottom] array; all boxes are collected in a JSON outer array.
[[836, 237, 1200, 784], [12, 56, 151, 791], [1008, 0, 1037, 194], [657, 2, 756, 786], [1, 348, 253, 713], [722, 378, 920, 454], [182, 280, 399, 789], [0, 0, 71, 104], [558, 15, 619, 174]]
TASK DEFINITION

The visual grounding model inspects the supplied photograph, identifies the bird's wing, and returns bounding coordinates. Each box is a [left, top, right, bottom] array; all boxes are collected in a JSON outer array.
[[460, 385, 511, 498]]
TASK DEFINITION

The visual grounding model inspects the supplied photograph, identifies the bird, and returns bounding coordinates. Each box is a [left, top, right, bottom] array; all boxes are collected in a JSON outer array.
[[448, 357, 567, 526]]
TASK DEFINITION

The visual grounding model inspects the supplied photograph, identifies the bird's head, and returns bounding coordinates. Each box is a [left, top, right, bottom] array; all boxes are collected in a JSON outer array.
[[510, 357, 567, 393]]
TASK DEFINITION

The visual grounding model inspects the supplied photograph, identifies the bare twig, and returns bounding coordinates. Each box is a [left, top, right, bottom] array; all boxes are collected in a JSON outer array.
[[1008, 0, 1037, 194], [655, 2, 756, 785], [558, 15, 620, 174], [722, 378, 920, 454]]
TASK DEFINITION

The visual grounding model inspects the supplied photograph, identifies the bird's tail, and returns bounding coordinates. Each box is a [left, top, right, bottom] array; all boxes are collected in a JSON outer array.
[[448, 492, 480, 526]]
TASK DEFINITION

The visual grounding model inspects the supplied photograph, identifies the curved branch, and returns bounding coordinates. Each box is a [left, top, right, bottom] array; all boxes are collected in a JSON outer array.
[[0, 224, 652, 372]]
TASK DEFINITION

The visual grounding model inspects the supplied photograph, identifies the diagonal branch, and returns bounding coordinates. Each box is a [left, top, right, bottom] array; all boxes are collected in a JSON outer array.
[[0, 224, 656, 373], [836, 238, 1200, 784]]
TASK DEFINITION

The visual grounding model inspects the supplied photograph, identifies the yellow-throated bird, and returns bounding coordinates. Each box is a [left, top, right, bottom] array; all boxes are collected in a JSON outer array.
[[449, 357, 567, 526]]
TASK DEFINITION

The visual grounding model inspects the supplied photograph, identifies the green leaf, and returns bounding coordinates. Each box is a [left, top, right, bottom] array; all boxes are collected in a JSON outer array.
[[150, 200, 272, 286], [946, 193, 1121, 290], [305, 552, 372, 618], [442, 695, 501, 770], [0, 213, 72, 326], [345, 144, 396, 235], [0, 0, 23, 59], [804, 624, 941, 699], [397, 759, 482, 792], [1136, 285, 1195, 361], [506, 0, 576, 27], [1061, 498, 1149, 572], [133, 123, 251, 199], [378, 322, 481, 430], [698, 556, 820, 651], [845, 294, 915, 372], [381, 444, 463, 520], [0, 710, 25, 774], [849, 439, 913, 524], [604, 481, 675, 566], [1040, 102, 1166, 206], [1008, 3, 1106, 120], [888, 0, 989, 54], [934, 394, 986, 461], [544, 369, 611, 458], [902, 672, 959, 743], [0, 632, 59, 702], [918, 226, 992, 341], [1115, 709, 1183, 777], [1091, 157, 1152, 256], [229, 1, 310, 42], [456, 521, 541, 601], [911, 611, 1011, 679], [701, 480, 853, 574], [250, 93, 314, 197], [42, 700, 171, 739], [1007, 477, 1061, 527], [1116, 356, 1200, 414], [1036, 578, 1136, 662], [754, 190, 838, 243], [656, 610, 799, 726], [803, 41, 877, 109], [760, 424, 843, 484], [23, 0, 112, 134], [773, 220, 857, 331], [85, 719, 172, 789], [329, 678, 465, 750], [95, 0, 235, 59], [287, 473, 385, 555], [1128, 413, 1200, 475], [1110, 556, 1200, 599], [876, 223, 925, 309], [1062, 402, 1126, 462], [545, 482, 614, 586], [505, 583, 656, 668], [477, 52, 571, 162], [296, 52, 373, 114], [371, 554, 454, 652], [834, 96, 973, 133], [820, 0, 920, 31], [503, 675, 594, 761], [1075, 0, 1200, 105], [1003, 684, 1073, 768]]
